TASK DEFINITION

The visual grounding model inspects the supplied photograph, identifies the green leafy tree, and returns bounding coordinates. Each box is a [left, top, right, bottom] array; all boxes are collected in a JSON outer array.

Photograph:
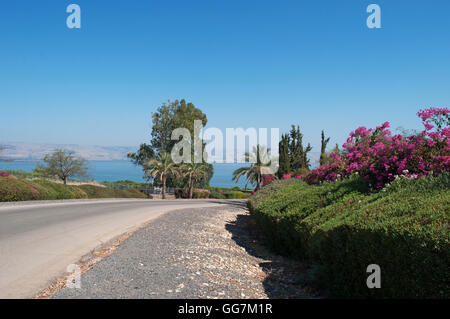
[[278, 134, 290, 177], [319, 130, 331, 166], [131, 99, 213, 188], [36, 149, 89, 184], [150, 99, 207, 154], [232, 145, 273, 190], [127, 143, 155, 166], [150, 101, 177, 153], [144, 152, 178, 199]]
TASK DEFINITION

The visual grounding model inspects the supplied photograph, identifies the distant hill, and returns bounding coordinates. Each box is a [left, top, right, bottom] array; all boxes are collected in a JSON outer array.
[[0, 142, 322, 166], [0, 142, 137, 161]]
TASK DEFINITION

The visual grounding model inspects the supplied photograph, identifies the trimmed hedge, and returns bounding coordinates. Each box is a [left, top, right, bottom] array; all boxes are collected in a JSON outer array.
[[247, 173, 450, 298], [247, 178, 304, 211], [0, 175, 150, 202], [175, 188, 251, 199]]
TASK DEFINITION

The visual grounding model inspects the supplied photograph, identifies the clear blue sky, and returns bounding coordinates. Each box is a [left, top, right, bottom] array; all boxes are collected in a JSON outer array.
[[1, 0, 449, 151]]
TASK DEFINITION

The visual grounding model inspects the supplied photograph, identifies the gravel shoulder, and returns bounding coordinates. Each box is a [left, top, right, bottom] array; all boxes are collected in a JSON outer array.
[[52, 203, 319, 299]]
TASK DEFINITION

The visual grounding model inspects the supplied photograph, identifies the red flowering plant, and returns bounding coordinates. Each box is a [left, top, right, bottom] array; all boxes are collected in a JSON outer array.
[[257, 174, 277, 191], [0, 171, 10, 177], [306, 107, 449, 188]]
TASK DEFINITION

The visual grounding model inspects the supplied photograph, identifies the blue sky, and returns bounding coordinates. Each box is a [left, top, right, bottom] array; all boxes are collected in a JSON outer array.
[[1, 0, 449, 152]]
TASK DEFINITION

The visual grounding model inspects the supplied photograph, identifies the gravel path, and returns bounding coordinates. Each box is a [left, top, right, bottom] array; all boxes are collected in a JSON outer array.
[[52, 203, 318, 299]]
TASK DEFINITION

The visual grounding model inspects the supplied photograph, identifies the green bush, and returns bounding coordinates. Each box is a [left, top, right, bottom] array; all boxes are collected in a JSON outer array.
[[248, 173, 450, 298], [247, 178, 304, 211], [197, 188, 251, 199], [0, 177, 149, 202], [209, 190, 226, 199], [0, 176, 41, 201], [192, 189, 210, 199], [224, 191, 251, 199]]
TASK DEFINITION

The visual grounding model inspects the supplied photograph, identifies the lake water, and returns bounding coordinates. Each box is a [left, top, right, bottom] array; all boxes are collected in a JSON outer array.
[[0, 160, 251, 189]]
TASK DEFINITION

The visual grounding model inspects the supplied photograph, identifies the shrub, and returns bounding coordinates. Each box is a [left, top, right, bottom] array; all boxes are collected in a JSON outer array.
[[193, 188, 210, 199], [224, 190, 251, 199], [251, 175, 370, 258], [209, 190, 226, 199], [309, 174, 449, 298], [0, 177, 149, 202], [0, 175, 40, 201], [247, 172, 450, 298], [305, 107, 450, 189], [174, 188, 189, 198], [0, 171, 10, 177], [247, 178, 304, 211]]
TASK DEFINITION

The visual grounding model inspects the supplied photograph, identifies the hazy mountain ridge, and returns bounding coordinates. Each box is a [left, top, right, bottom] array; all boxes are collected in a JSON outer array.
[[0, 142, 137, 161], [0, 142, 321, 166]]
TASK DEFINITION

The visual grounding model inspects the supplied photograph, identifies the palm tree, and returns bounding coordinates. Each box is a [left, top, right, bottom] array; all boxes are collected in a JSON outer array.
[[232, 145, 274, 190], [180, 162, 209, 199], [144, 152, 178, 199]]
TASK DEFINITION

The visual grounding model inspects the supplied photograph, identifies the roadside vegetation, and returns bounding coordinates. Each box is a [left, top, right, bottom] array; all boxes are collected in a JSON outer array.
[[248, 173, 449, 298], [0, 172, 150, 202], [174, 186, 251, 199], [245, 107, 449, 298]]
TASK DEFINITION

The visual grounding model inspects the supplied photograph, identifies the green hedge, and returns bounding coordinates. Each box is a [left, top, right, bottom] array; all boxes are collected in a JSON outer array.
[[0, 176, 150, 201], [247, 173, 450, 298], [247, 178, 304, 211]]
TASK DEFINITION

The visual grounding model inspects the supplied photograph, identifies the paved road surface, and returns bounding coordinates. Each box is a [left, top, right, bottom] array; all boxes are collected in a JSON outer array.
[[0, 198, 236, 298]]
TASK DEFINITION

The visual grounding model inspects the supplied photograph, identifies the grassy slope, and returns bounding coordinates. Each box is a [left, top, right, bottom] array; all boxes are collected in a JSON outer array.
[[0, 176, 150, 202]]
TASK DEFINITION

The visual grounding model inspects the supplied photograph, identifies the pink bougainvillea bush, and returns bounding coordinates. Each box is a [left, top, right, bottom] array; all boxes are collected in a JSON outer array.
[[0, 171, 10, 177], [306, 107, 450, 188], [256, 174, 277, 191]]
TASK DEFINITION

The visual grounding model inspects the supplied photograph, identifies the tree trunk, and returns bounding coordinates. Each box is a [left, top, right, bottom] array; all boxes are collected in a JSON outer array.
[[63, 177, 67, 185], [189, 180, 194, 199], [162, 175, 166, 199]]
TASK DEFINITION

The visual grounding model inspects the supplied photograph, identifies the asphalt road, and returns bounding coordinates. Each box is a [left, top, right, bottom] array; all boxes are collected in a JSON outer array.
[[0, 198, 236, 298]]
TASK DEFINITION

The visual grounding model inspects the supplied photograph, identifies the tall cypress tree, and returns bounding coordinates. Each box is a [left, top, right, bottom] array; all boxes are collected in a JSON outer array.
[[288, 125, 312, 172], [278, 134, 290, 177], [302, 142, 312, 170], [319, 130, 331, 166]]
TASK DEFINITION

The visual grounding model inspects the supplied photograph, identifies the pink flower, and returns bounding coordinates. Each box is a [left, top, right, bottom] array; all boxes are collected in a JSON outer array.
[[304, 107, 449, 189]]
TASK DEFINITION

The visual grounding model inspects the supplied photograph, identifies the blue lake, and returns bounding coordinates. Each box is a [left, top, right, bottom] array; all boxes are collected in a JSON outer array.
[[0, 160, 251, 189]]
